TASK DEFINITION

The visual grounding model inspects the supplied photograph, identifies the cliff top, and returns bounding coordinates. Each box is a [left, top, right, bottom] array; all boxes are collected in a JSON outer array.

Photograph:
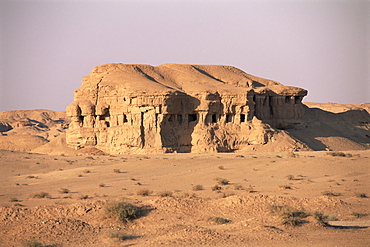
[[79, 63, 307, 96]]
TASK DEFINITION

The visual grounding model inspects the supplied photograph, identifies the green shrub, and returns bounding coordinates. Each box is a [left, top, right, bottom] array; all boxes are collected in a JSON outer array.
[[105, 199, 139, 223]]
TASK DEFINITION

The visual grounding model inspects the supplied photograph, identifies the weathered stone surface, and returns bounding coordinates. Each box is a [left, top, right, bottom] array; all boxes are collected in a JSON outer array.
[[66, 63, 308, 154]]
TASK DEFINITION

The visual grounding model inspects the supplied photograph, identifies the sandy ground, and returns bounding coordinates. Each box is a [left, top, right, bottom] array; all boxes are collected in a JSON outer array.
[[1, 149, 369, 246]]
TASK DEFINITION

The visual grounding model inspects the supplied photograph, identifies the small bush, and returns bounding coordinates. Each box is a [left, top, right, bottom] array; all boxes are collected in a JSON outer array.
[[327, 152, 352, 157], [110, 232, 126, 241], [322, 191, 341, 196], [23, 239, 43, 247], [113, 169, 121, 174], [351, 212, 368, 218], [286, 174, 295, 180], [192, 185, 204, 191], [105, 199, 139, 223], [136, 189, 152, 196], [99, 183, 106, 188], [211, 184, 222, 191], [157, 191, 173, 197], [215, 177, 229, 185], [354, 192, 368, 198], [218, 165, 225, 170], [30, 192, 51, 199], [279, 185, 292, 190], [233, 184, 244, 190], [209, 216, 230, 224], [59, 188, 70, 194], [79, 195, 89, 200], [313, 211, 330, 226], [83, 169, 91, 174], [9, 197, 19, 202]]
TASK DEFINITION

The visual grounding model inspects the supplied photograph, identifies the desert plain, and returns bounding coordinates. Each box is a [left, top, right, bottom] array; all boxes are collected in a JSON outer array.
[[0, 102, 370, 246]]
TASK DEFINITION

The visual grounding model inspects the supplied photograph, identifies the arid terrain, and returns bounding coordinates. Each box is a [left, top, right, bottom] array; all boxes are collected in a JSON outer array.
[[0, 102, 370, 246]]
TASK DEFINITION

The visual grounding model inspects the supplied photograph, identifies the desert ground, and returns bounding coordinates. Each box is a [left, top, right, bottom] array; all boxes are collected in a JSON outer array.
[[0, 102, 370, 246]]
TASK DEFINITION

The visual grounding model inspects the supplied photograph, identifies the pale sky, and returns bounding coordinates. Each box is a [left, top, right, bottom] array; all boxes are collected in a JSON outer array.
[[0, 0, 369, 112]]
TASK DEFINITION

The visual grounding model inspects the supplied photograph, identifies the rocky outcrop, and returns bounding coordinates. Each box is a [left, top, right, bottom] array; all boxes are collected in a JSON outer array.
[[66, 63, 308, 154]]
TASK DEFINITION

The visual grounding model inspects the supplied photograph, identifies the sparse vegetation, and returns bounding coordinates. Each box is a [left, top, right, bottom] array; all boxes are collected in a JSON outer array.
[[157, 191, 173, 197], [326, 152, 352, 157], [285, 174, 295, 180], [136, 189, 152, 196], [23, 239, 43, 247], [209, 216, 230, 224], [279, 185, 292, 190], [26, 175, 38, 179], [351, 212, 368, 218], [322, 191, 341, 196], [193, 184, 204, 191], [354, 192, 368, 198], [59, 188, 70, 194], [79, 195, 89, 200], [30, 192, 51, 199], [113, 169, 122, 173], [110, 232, 126, 241], [215, 177, 229, 185], [282, 210, 309, 226], [313, 211, 330, 226], [9, 197, 19, 202], [218, 165, 225, 170], [99, 183, 106, 188], [83, 169, 91, 174], [246, 184, 255, 193], [211, 184, 222, 191], [105, 199, 139, 223], [233, 184, 244, 190]]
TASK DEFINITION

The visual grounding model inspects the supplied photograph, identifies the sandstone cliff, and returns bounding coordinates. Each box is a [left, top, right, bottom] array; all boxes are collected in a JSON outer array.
[[66, 64, 308, 154]]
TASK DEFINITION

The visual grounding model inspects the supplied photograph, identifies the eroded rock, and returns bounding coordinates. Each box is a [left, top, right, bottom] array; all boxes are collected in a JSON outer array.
[[66, 64, 307, 154]]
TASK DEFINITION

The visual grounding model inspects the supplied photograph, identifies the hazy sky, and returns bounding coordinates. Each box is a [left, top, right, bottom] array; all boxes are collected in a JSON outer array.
[[0, 0, 369, 111]]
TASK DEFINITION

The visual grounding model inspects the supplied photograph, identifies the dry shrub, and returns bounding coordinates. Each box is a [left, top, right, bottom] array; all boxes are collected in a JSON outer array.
[[279, 185, 292, 190], [157, 191, 173, 197], [192, 185, 204, 191], [59, 188, 70, 194], [136, 189, 152, 196], [209, 216, 230, 224], [322, 191, 341, 196], [233, 184, 244, 190], [113, 169, 121, 173], [354, 192, 368, 198], [211, 184, 222, 191], [313, 211, 330, 226], [30, 192, 51, 199], [105, 199, 139, 223], [215, 177, 229, 185]]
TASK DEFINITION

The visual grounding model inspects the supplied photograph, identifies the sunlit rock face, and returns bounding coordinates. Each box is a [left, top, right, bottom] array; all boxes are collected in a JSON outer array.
[[66, 63, 307, 154]]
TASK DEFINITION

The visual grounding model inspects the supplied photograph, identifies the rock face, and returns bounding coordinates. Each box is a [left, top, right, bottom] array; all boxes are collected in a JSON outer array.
[[66, 64, 307, 154]]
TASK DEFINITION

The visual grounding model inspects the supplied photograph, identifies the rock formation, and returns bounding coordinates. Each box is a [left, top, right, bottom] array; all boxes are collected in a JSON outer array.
[[66, 64, 308, 154]]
